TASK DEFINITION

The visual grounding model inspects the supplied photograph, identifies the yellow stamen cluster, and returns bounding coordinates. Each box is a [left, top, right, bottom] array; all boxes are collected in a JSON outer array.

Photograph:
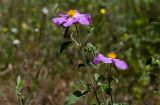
[[67, 9, 76, 17], [107, 52, 116, 59]]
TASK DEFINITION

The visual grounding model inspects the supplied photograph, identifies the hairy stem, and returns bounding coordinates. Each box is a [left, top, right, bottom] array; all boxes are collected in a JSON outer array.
[[75, 24, 100, 105], [108, 64, 113, 105], [80, 47, 100, 105]]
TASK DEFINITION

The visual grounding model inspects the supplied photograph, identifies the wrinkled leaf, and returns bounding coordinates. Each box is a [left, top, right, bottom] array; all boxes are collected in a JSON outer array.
[[84, 43, 97, 56]]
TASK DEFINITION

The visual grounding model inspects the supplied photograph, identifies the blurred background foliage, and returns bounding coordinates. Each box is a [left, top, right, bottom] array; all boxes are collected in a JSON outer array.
[[0, 0, 160, 105]]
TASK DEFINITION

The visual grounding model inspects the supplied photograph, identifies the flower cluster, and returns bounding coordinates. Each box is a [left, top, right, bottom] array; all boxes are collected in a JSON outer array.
[[52, 10, 128, 70], [52, 9, 129, 105]]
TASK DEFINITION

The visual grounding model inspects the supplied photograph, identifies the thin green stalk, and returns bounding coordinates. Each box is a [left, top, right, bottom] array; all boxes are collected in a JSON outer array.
[[75, 25, 101, 105], [75, 24, 81, 46], [108, 64, 113, 105], [92, 54, 107, 105], [80, 47, 100, 105]]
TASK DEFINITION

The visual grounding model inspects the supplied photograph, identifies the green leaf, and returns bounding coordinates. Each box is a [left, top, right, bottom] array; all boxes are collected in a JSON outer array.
[[101, 83, 110, 94], [60, 41, 72, 53], [146, 56, 160, 66], [17, 76, 21, 85], [16, 75, 24, 88], [73, 90, 82, 97], [64, 93, 81, 105], [84, 43, 97, 56], [153, 91, 160, 96], [16, 75, 24, 101], [87, 27, 95, 33]]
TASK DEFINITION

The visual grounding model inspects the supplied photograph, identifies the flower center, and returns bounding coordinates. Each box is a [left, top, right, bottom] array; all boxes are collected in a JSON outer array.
[[107, 52, 116, 59], [67, 9, 76, 17]]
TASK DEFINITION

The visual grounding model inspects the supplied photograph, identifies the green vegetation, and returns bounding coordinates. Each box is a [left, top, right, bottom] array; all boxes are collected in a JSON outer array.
[[0, 0, 160, 105]]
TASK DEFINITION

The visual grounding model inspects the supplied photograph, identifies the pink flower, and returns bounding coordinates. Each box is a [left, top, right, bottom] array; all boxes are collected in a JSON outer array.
[[52, 9, 91, 27], [93, 52, 128, 70]]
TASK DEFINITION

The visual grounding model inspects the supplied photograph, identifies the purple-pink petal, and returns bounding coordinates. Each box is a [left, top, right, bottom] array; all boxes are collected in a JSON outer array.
[[113, 59, 128, 70], [63, 18, 77, 27], [58, 13, 68, 17], [52, 10, 91, 27], [93, 54, 103, 64], [103, 58, 112, 64], [93, 54, 112, 64], [77, 14, 91, 25], [52, 17, 67, 26]]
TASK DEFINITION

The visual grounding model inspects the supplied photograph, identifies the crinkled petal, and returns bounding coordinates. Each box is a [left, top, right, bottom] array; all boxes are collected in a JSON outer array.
[[113, 59, 128, 70], [93, 54, 112, 64], [52, 17, 67, 26], [77, 14, 91, 25], [63, 18, 77, 27], [103, 58, 112, 64]]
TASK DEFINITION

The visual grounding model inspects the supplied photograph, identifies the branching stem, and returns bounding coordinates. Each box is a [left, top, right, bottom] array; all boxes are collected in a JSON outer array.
[[75, 24, 100, 105]]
